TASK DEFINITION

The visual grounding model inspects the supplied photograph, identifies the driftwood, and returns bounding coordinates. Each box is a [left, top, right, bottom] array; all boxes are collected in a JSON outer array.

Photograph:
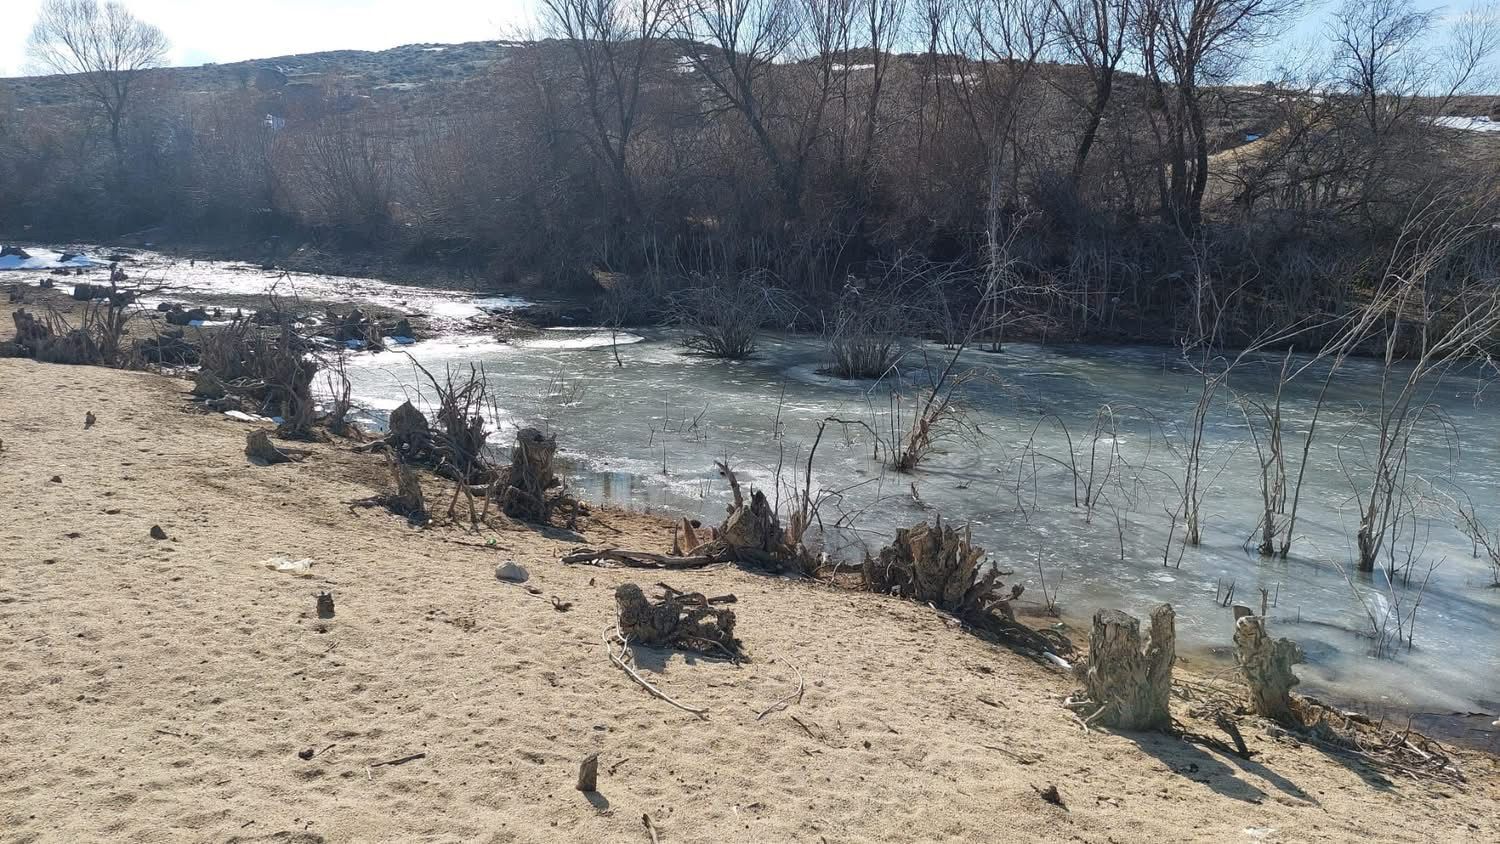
[[562, 547, 723, 569], [1233, 615, 1303, 723], [615, 582, 743, 659], [1076, 605, 1176, 731]]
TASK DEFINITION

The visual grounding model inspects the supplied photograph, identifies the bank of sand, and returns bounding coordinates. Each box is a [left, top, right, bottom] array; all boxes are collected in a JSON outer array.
[[1, 357, 1498, 843]]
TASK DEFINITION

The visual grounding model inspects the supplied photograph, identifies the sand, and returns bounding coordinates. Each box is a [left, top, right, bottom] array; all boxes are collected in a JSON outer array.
[[1, 356, 1498, 843]]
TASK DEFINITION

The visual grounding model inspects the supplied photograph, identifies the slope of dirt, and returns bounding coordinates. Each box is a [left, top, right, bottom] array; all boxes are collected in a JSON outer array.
[[1, 358, 1497, 843]]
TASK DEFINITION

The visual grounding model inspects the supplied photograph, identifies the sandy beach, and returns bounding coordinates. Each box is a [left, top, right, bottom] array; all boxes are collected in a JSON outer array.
[[1, 354, 1498, 843]]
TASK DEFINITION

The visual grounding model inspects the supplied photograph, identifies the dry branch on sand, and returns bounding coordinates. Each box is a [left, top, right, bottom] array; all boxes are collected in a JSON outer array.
[[603, 628, 710, 719], [563, 463, 816, 574]]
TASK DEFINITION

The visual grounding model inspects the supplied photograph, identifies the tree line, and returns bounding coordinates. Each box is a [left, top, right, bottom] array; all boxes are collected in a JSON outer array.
[[4, 0, 1500, 343]]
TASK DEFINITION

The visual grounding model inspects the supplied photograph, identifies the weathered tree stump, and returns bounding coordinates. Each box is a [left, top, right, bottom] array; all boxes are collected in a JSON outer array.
[[1081, 605, 1176, 731], [1233, 615, 1303, 723], [389, 459, 427, 520], [503, 427, 558, 521], [862, 518, 1015, 617], [615, 583, 682, 648], [246, 429, 296, 464]]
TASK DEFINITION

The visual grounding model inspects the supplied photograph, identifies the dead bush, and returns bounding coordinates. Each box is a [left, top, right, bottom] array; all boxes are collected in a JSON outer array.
[[669, 273, 791, 359], [821, 279, 914, 380]]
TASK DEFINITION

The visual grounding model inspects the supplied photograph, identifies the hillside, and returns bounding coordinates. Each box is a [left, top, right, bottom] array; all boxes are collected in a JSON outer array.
[[0, 40, 516, 107]]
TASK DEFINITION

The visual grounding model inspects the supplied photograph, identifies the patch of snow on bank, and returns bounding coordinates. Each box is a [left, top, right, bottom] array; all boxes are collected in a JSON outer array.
[[1431, 115, 1500, 132], [0, 247, 98, 271]]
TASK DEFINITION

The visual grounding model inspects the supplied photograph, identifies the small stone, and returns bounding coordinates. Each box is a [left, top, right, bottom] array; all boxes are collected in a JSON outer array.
[[149, 525, 167, 540], [495, 561, 530, 583], [298, 748, 315, 760], [50, 475, 62, 483]]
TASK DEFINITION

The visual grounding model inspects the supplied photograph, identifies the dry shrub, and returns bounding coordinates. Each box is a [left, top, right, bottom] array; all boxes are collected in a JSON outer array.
[[669, 273, 791, 359], [6, 300, 135, 367], [405, 358, 497, 482], [822, 279, 914, 379], [194, 316, 317, 437]]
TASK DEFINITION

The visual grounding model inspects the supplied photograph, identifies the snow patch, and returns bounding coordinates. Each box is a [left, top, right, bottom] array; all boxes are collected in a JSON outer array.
[[1431, 115, 1500, 133]]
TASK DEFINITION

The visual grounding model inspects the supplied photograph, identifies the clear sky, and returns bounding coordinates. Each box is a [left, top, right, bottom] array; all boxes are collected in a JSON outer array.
[[0, 0, 1468, 80]]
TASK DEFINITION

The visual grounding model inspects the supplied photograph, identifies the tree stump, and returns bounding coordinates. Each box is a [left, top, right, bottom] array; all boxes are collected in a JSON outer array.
[[614, 582, 743, 657], [615, 583, 680, 648], [246, 429, 297, 464], [388, 400, 432, 453], [1081, 605, 1175, 731], [862, 518, 1013, 617], [1233, 615, 1303, 723], [389, 459, 427, 520], [503, 428, 557, 521]]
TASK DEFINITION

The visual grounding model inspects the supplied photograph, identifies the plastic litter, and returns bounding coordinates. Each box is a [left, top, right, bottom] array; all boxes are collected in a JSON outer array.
[[261, 556, 314, 577]]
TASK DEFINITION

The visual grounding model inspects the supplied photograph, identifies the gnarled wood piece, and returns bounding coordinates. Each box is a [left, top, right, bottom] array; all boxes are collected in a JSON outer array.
[[862, 517, 1014, 617], [1233, 615, 1303, 723], [615, 582, 743, 658], [1081, 605, 1175, 731]]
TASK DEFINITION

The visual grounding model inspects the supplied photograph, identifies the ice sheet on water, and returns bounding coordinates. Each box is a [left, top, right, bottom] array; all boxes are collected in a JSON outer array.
[[515, 330, 645, 350]]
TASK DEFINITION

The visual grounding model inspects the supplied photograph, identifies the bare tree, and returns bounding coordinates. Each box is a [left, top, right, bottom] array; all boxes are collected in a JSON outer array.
[[1135, 0, 1298, 227], [539, 0, 672, 220], [26, 0, 169, 158], [1326, 0, 1500, 219], [1346, 199, 1500, 573], [672, 0, 845, 220], [1050, 0, 1133, 187]]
